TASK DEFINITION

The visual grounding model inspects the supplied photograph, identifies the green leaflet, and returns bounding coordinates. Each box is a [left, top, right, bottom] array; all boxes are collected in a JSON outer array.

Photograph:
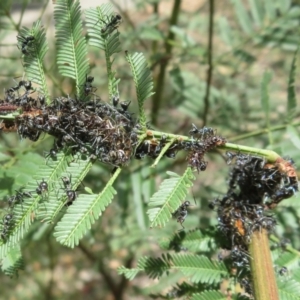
[[1, 245, 24, 277], [54, 0, 89, 97], [147, 168, 195, 228], [53, 167, 120, 248], [19, 20, 50, 103], [125, 51, 154, 129], [85, 4, 121, 100], [118, 253, 227, 284]]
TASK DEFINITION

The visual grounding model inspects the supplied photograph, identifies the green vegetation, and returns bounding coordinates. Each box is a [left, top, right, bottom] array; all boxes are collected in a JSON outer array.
[[0, 0, 299, 299]]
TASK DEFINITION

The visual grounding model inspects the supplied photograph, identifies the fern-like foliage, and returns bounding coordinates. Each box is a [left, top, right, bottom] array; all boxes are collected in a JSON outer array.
[[171, 254, 227, 284], [219, 0, 300, 53], [53, 167, 120, 248], [125, 51, 154, 128], [1, 246, 24, 277], [274, 252, 300, 269], [190, 290, 227, 300], [0, 186, 41, 260], [147, 168, 195, 228], [36, 150, 76, 222], [159, 228, 217, 253], [54, 0, 89, 96], [19, 20, 50, 102], [118, 254, 171, 280], [0, 151, 73, 259], [119, 253, 227, 284], [277, 279, 300, 300], [85, 4, 121, 99]]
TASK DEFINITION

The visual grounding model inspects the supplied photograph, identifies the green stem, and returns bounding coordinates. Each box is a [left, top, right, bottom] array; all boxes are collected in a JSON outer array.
[[151, 137, 176, 168], [270, 235, 300, 257], [141, 130, 280, 162], [229, 121, 300, 142], [151, 0, 181, 125]]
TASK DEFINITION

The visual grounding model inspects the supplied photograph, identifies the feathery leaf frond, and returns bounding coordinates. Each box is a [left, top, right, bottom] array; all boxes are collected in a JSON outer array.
[[54, 167, 120, 248], [36, 151, 74, 222], [277, 279, 300, 300], [147, 168, 195, 228], [171, 254, 227, 284], [220, 0, 300, 51], [159, 228, 217, 253], [125, 51, 154, 128], [85, 4, 121, 99], [119, 253, 226, 284], [39, 155, 93, 224], [54, 0, 89, 96], [19, 20, 50, 102], [190, 290, 226, 300], [1, 246, 24, 277], [118, 254, 171, 280], [0, 152, 74, 259]]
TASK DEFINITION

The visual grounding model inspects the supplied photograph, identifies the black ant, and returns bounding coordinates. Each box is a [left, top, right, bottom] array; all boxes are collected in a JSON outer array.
[[44, 148, 58, 164], [99, 14, 122, 35], [173, 201, 191, 230], [278, 266, 288, 276], [2, 213, 14, 227], [7, 190, 31, 209], [17, 34, 35, 55], [112, 95, 119, 107], [7, 80, 32, 94], [61, 174, 77, 206], [36, 179, 48, 195], [0, 213, 14, 242], [83, 75, 96, 95]]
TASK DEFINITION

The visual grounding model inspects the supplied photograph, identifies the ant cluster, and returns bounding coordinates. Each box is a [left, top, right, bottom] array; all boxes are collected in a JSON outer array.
[[1, 76, 227, 171], [135, 124, 226, 172], [209, 153, 298, 296], [0, 78, 139, 166]]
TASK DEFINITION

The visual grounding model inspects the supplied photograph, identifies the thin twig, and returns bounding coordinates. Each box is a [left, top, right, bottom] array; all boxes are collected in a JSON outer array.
[[151, 0, 181, 125], [202, 0, 214, 126]]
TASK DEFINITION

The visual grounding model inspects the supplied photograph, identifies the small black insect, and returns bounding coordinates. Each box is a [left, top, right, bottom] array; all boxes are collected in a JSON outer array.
[[2, 213, 14, 227], [65, 190, 77, 206], [83, 75, 96, 95], [225, 151, 237, 165], [119, 101, 131, 112], [112, 95, 119, 107], [45, 148, 57, 162], [36, 179, 48, 195], [17, 34, 35, 55], [1, 227, 9, 241], [173, 201, 191, 229], [278, 266, 288, 276], [61, 175, 78, 206], [100, 14, 122, 35]]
